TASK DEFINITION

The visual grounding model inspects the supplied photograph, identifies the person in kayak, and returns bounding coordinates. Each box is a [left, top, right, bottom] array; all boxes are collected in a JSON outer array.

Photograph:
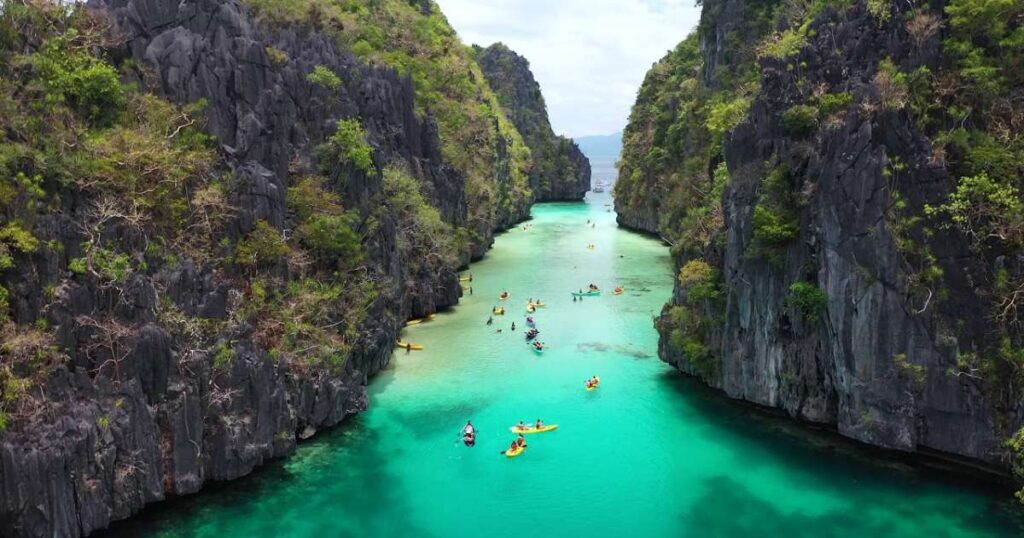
[[464, 431, 475, 447], [463, 421, 476, 436], [516, 434, 527, 448], [510, 440, 520, 452], [535, 419, 545, 429], [487, 316, 493, 326], [511, 321, 516, 331], [517, 420, 528, 431]]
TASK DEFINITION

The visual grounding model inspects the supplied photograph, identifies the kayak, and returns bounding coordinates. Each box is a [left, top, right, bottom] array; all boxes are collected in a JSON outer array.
[[493, 307, 506, 315], [586, 383, 599, 391], [528, 301, 546, 308], [572, 291, 601, 297], [526, 305, 536, 313], [532, 346, 544, 354], [395, 341, 424, 350], [459, 275, 473, 282], [499, 293, 511, 301], [505, 445, 526, 458], [510, 424, 558, 434], [405, 313, 437, 326], [613, 287, 624, 295]]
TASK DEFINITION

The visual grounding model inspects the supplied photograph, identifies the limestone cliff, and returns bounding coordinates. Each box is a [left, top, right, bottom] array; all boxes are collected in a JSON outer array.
[[617, 0, 1024, 484], [0, 1, 536, 536], [476, 43, 591, 201]]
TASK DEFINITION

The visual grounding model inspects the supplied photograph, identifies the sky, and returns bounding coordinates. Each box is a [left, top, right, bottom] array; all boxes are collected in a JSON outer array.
[[438, 0, 702, 138]]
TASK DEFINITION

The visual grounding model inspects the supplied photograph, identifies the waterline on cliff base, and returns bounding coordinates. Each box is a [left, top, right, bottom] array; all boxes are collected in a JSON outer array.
[[101, 193, 1021, 538]]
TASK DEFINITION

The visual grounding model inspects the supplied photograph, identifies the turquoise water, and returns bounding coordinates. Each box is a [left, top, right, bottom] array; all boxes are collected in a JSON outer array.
[[105, 194, 1022, 537]]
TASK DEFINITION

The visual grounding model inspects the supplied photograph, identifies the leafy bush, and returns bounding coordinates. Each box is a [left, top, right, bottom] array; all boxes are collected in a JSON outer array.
[[752, 206, 800, 247], [0, 222, 38, 271], [213, 343, 236, 371], [678, 259, 720, 302], [926, 172, 1024, 245], [296, 212, 364, 267], [873, 58, 908, 109], [235, 220, 290, 270], [287, 176, 342, 221], [31, 30, 124, 125], [759, 28, 807, 59], [866, 0, 892, 24], [705, 96, 751, 139], [383, 165, 457, 267], [90, 246, 133, 283], [266, 46, 290, 66], [818, 92, 853, 116], [307, 65, 342, 90], [321, 118, 375, 176], [782, 104, 818, 138], [0, 284, 9, 325], [786, 282, 828, 319], [664, 305, 719, 378], [894, 353, 926, 385]]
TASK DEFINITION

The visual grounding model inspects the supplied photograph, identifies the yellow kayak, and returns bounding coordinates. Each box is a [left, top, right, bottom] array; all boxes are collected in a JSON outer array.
[[505, 445, 526, 458], [528, 301, 546, 308], [510, 424, 558, 434], [526, 305, 536, 313], [405, 313, 437, 326], [395, 341, 424, 350], [586, 384, 599, 391], [493, 307, 506, 315]]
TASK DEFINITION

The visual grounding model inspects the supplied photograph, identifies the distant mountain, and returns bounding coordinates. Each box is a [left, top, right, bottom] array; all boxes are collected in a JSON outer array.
[[575, 132, 622, 161]]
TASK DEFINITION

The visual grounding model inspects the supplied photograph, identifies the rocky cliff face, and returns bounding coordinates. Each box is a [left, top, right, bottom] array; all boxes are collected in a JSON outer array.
[[477, 43, 591, 201], [618, 0, 1024, 482], [0, 1, 534, 536]]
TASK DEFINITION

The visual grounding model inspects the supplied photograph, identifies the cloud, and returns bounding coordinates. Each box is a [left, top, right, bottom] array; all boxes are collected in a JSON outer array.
[[437, 0, 701, 138]]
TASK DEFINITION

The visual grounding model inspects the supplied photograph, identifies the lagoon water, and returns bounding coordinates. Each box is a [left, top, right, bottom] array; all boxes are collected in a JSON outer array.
[[105, 193, 1021, 537]]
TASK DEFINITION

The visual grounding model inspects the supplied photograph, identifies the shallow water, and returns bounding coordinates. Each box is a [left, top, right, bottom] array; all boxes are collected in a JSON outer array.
[[105, 193, 1022, 537]]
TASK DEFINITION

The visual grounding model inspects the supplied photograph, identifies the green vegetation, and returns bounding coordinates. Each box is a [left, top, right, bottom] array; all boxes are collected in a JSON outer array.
[[866, 0, 892, 25], [287, 176, 365, 269], [786, 282, 828, 320], [0, 222, 39, 270], [894, 353, 926, 386], [213, 343, 236, 371], [266, 46, 289, 66], [235, 220, 290, 271], [662, 259, 724, 378], [475, 43, 586, 201], [382, 164, 458, 269], [782, 104, 818, 138], [0, 284, 9, 325], [307, 65, 342, 90], [30, 28, 124, 125], [320, 118, 375, 176], [706, 96, 751, 140], [245, 0, 533, 238], [873, 58, 908, 110], [751, 164, 801, 257]]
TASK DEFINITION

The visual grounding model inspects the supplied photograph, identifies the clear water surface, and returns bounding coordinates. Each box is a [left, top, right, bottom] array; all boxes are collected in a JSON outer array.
[[103, 193, 1023, 538]]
